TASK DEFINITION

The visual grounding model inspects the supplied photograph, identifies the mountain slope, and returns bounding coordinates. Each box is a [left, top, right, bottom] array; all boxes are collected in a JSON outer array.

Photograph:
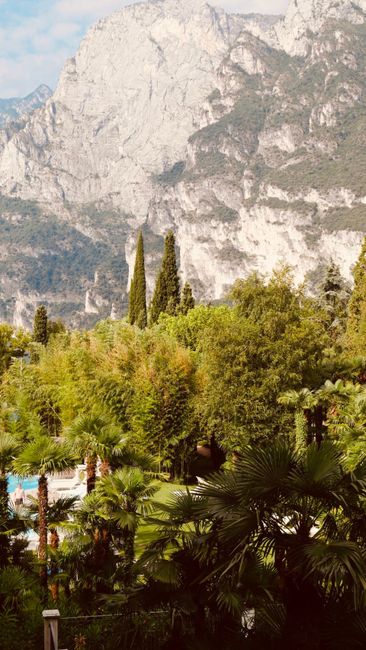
[[147, 18, 366, 299], [0, 0, 366, 325], [0, 85, 52, 128], [0, 0, 246, 217]]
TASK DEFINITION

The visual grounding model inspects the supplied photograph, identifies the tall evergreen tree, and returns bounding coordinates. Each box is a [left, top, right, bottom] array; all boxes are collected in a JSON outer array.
[[150, 230, 180, 324], [346, 238, 366, 353], [129, 231, 147, 329], [318, 260, 350, 340], [33, 305, 48, 346], [128, 279, 135, 325], [180, 282, 195, 315]]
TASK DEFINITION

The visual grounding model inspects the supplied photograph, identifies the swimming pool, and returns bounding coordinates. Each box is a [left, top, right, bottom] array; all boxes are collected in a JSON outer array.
[[7, 475, 38, 493]]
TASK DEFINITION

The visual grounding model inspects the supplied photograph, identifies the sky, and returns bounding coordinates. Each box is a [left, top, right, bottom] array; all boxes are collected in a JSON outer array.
[[0, 0, 290, 98]]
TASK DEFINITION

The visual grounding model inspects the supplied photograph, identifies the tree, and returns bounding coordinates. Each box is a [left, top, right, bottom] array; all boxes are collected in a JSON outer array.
[[139, 488, 224, 647], [180, 282, 195, 315], [346, 238, 366, 354], [96, 468, 158, 585], [47, 319, 66, 340], [0, 325, 30, 376], [129, 333, 197, 479], [129, 231, 147, 329], [199, 270, 328, 449], [67, 414, 122, 493], [129, 279, 135, 324], [150, 231, 180, 324], [0, 433, 21, 567], [13, 436, 74, 596], [33, 305, 48, 346], [25, 495, 78, 602], [194, 441, 366, 648], [278, 388, 319, 451], [318, 261, 350, 340]]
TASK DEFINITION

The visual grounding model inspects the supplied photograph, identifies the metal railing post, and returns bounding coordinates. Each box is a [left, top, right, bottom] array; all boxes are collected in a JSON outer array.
[[43, 609, 60, 650]]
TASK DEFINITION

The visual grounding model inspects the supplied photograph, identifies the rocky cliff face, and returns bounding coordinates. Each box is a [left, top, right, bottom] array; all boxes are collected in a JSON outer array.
[[0, 0, 365, 325], [0, 85, 52, 128], [0, 0, 247, 217], [147, 4, 366, 300]]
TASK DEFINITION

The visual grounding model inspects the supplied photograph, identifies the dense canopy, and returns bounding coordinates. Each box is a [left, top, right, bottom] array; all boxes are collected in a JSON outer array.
[[1, 259, 366, 649]]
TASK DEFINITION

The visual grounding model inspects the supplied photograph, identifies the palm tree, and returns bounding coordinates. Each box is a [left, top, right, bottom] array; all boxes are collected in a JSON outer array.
[[139, 487, 260, 647], [279, 388, 316, 450], [24, 494, 78, 602], [96, 468, 159, 585], [13, 436, 75, 596], [195, 441, 366, 646], [0, 432, 22, 567], [279, 388, 322, 449], [67, 415, 122, 492], [59, 491, 117, 599]]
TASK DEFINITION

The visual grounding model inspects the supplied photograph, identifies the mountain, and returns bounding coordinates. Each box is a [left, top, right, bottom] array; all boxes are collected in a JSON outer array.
[[0, 0, 366, 326], [0, 85, 52, 128]]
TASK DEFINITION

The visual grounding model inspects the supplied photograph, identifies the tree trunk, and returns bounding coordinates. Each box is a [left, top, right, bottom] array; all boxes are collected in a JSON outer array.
[[38, 474, 48, 598], [122, 529, 135, 586], [0, 475, 9, 567], [93, 526, 111, 592], [86, 456, 97, 493], [282, 576, 323, 649], [210, 435, 226, 470], [99, 458, 110, 478], [49, 527, 59, 602], [305, 409, 314, 445]]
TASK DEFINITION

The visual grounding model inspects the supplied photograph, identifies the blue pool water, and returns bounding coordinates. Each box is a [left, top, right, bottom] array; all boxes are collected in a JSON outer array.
[[7, 475, 38, 493]]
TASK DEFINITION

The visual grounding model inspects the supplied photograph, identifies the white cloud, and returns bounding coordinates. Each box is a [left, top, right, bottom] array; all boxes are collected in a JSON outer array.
[[54, 0, 127, 20], [0, 49, 70, 97]]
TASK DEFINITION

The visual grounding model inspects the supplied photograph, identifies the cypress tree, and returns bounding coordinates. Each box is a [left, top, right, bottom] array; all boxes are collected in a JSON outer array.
[[164, 230, 180, 308], [33, 305, 48, 345], [129, 278, 135, 325], [150, 269, 167, 324], [318, 261, 350, 339], [150, 230, 180, 324], [129, 231, 147, 329], [180, 282, 195, 315], [346, 238, 366, 353]]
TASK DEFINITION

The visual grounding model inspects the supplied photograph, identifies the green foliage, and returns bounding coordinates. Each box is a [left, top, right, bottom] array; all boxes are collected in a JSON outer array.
[[129, 231, 147, 329], [128, 332, 197, 478], [317, 260, 351, 341], [180, 282, 195, 315], [33, 305, 48, 346], [0, 324, 30, 375], [191, 441, 366, 646], [155, 160, 185, 186], [158, 304, 230, 350], [47, 319, 66, 339], [3, 264, 366, 648], [14, 436, 75, 478], [150, 231, 180, 324], [346, 237, 366, 354], [198, 269, 329, 449]]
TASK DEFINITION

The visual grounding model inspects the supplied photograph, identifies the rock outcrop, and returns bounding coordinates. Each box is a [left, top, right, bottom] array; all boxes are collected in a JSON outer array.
[[0, 0, 365, 325], [0, 85, 52, 128]]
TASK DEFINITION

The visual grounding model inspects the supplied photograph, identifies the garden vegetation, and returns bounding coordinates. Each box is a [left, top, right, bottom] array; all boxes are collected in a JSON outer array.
[[0, 233, 366, 649]]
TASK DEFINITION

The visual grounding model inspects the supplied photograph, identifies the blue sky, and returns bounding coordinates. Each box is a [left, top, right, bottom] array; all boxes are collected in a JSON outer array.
[[0, 0, 290, 98]]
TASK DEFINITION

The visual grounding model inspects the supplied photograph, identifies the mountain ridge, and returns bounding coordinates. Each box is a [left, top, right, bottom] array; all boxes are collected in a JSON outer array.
[[0, 85, 52, 128], [0, 0, 365, 326]]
